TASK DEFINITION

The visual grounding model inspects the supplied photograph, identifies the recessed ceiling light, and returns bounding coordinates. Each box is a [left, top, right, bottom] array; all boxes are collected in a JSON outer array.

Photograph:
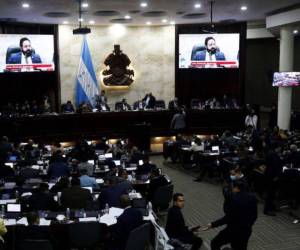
[[82, 2, 89, 8], [194, 3, 201, 9], [162, 19, 168, 23], [170, 21, 176, 25], [146, 21, 152, 25], [89, 20, 95, 24], [141, 2, 148, 8], [63, 21, 69, 24], [241, 6, 247, 11], [124, 15, 131, 19], [78, 18, 84, 22], [294, 30, 299, 34], [22, 3, 30, 8]]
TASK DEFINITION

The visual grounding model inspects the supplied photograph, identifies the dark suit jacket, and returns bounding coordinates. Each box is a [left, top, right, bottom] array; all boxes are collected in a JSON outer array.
[[8, 52, 42, 64], [136, 163, 156, 176], [61, 186, 92, 209], [143, 95, 156, 109], [265, 150, 282, 181], [28, 191, 58, 211], [193, 50, 226, 61], [112, 207, 143, 249], [96, 103, 110, 112], [148, 175, 170, 200], [166, 205, 190, 239], [48, 162, 69, 179], [168, 100, 179, 110], [97, 184, 128, 209], [212, 191, 257, 232]]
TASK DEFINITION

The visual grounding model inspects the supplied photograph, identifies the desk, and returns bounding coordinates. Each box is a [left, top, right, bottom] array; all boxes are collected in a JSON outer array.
[[0, 109, 245, 141]]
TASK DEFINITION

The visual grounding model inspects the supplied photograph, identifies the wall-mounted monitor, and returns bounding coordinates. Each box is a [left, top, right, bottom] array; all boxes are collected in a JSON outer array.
[[0, 34, 55, 73], [272, 72, 300, 87], [179, 33, 240, 69]]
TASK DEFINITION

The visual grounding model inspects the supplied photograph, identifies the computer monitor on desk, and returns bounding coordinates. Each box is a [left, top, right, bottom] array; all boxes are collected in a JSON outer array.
[[211, 146, 220, 154]]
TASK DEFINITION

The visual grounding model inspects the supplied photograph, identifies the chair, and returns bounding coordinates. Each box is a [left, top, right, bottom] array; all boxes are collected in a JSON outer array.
[[68, 222, 102, 249], [190, 99, 200, 109], [6, 46, 20, 64], [190, 45, 206, 60], [155, 100, 166, 110], [152, 184, 174, 213], [18, 240, 53, 250], [125, 222, 151, 250]]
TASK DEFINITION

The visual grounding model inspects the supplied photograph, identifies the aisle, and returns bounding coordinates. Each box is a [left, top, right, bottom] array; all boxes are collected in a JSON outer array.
[[151, 156, 300, 250]]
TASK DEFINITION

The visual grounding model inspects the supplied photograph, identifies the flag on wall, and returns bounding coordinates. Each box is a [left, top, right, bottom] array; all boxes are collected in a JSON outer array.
[[75, 36, 99, 107]]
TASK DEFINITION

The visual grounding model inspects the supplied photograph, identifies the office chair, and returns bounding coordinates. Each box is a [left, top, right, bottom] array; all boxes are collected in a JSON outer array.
[[154, 100, 166, 110], [68, 222, 102, 249], [18, 240, 53, 250], [125, 222, 151, 250], [190, 45, 206, 60], [6, 46, 20, 64], [152, 184, 174, 214]]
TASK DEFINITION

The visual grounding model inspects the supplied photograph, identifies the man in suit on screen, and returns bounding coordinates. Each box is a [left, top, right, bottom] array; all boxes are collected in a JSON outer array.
[[192, 36, 226, 61], [7, 37, 42, 64]]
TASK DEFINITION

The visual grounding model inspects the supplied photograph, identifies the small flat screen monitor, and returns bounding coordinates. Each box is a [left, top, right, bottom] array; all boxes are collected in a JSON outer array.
[[273, 72, 300, 87], [9, 156, 17, 162], [7, 204, 21, 213], [105, 153, 113, 159], [113, 160, 121, 166], [212, 146, 219, 152]]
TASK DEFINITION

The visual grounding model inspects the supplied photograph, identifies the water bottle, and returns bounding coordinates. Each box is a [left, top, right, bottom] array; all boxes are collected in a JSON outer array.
[[66, 207, 70, 220], [105, 203, 109, 214], [132, 171, 136, 181], [97, 212, 101, 222], [15, 190, 19, 200], [0, 205, 5, 218]]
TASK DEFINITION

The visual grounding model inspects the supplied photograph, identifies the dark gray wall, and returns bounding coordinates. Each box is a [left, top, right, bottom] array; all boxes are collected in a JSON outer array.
[[245, 37, 300, 109]]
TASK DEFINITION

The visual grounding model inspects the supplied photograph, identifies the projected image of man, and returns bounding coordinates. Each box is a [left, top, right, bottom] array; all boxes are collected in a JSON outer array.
[[7, 37, 42, 64], [193, 36, 226, 61]]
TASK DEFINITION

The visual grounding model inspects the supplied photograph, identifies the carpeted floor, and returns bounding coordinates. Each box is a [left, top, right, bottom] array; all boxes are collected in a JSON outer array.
[[151, 155, 300, 250]]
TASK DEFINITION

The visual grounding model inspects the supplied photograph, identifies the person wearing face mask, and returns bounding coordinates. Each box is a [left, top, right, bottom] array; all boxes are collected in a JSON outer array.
[[203, 181, 258, 250], [7, 37, 42, 64], [193, 36, 226, 62]]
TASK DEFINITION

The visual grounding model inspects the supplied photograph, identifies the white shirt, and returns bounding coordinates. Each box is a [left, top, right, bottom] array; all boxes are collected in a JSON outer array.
[[245, 115, 258, 129], [205, 52, 217, 68], [21, 54, 32, 64]]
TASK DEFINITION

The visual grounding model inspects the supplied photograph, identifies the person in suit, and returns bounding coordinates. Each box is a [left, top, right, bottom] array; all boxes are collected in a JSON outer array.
[[263, 142, 283, 216], [48, 151, 70, 179], [166, 193, 202, 250], [7, 37, 42, 64], [133, 99, 145, 110], [110, 194, 144, 249], [60, 177, 93, 209], [97, 176, 128, 209], [143, 93, 156, 109], [168, 98, 180, 110], [16, 212, 56, 249], [28, 183, 59, 211], [96, 100, 110, 112], [192, 36, 226, 61], [136, 154, 157, 176], [148, 168, 170, 201], [203, 181, 258, 250], [117, 98, 131, 111]]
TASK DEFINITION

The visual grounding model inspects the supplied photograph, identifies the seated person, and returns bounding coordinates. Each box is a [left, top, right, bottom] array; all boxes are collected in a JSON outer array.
[[136, 154, 157, 176], [48, 151, 70, 179], [168, 97, 180, 110], [78, 101, 92, 113], [28, 183, 58, 211], [63, 100, 75, 113], [16, 212, 56, 249], [110, 194, 144, 249], [79, 168, 98, 188], [8, 37, 42, 64], [0, 156, 15, 178], [98, 176, 128, 209], [95, 137, 110, 153], [133, 99, 145, 111], [192, 36, 225, 61], [77, 157, 94, 176], [117, 169, 133, 193], [116, 98, 131, 111], [148, 168, 170, 201], [61, 177, 93, 209], [166, 193, 202, 250], [142, 92, 156, 109], [96, 100, 110, 112], [50, 176, 70, 194]]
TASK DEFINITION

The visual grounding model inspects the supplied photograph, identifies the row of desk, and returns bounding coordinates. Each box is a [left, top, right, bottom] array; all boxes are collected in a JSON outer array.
[[0, 109, 245, 142]]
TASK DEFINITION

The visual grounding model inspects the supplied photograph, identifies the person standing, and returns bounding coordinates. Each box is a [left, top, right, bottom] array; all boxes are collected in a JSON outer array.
[[203, 181, 257, 250], [170, 108, 186, 134]]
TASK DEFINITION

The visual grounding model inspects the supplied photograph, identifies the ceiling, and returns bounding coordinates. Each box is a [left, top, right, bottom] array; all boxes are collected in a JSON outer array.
[[0, 0, 300, 27]]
